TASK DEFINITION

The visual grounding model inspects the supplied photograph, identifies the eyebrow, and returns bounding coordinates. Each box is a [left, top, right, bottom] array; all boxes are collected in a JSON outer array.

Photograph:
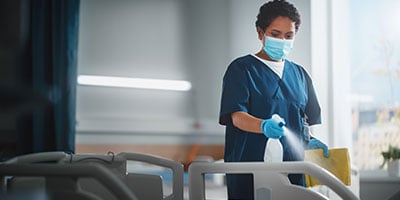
[[270, 29, 282, 33], [271, 29, 294, 34]]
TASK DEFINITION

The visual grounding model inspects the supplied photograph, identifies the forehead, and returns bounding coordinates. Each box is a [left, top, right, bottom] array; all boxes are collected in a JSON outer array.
[[266, 16, 295, 32]]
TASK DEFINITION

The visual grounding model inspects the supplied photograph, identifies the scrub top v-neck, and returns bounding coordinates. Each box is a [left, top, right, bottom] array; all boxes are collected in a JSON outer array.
[[251, 54, 285, 79]]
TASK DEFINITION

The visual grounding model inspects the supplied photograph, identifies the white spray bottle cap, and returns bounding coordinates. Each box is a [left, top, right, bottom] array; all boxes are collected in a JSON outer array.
[[271, 114, 285, 127]]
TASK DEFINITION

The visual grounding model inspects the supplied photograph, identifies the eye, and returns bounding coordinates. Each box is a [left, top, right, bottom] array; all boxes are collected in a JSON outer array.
[[270, 32, 280, 38], [285, 33, 294, 40]]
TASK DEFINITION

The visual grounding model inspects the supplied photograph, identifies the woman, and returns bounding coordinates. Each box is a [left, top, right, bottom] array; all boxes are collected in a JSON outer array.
[[219, 0, 329, 199]]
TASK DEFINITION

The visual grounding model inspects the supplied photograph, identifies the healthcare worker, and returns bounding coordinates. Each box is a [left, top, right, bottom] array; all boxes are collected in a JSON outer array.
[[219, 0, 329, 199]]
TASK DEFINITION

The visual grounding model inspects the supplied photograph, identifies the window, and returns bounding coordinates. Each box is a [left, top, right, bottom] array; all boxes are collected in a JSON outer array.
[[350, 0, 400, 170]]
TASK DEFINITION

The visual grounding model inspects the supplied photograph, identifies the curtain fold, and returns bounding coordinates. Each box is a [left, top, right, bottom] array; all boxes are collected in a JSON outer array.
[[17, 0, 79, 154]]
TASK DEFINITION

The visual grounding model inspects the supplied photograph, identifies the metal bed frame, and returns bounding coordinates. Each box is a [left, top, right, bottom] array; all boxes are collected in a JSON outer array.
[[189, 161, 360, 200]]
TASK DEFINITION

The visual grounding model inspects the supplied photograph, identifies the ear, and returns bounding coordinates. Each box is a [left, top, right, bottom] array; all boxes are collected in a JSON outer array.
[[256, 27, 264, 40]]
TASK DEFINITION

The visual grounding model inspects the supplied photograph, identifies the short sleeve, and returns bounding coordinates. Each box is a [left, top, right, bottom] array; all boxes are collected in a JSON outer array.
[[219, 60, 250, 126], [303, 71, 321, 125]]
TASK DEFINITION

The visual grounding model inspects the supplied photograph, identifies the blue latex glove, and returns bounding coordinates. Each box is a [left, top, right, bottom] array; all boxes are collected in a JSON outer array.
[[260, 116, 285, 139], [307, 138, 329, 158]]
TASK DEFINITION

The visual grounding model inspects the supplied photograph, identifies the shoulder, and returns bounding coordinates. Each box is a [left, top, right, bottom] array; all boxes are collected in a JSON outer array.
[[223, 55, 257, 80], [285, 59, 303, 71], [226, 54, 258, 72], [229, 54, 255, 66], [285, 59, 312, 79]]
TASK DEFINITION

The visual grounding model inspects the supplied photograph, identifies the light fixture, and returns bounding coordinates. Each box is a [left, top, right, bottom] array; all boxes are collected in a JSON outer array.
[[77, 75, 192, 91]]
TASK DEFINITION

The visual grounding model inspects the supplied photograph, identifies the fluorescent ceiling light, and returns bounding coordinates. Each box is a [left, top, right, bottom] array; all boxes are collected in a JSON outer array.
[[77, 75, 192, 91]]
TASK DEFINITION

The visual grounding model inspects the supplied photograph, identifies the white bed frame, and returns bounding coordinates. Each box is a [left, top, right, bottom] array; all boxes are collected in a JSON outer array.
[[188, 161, 360, 200]]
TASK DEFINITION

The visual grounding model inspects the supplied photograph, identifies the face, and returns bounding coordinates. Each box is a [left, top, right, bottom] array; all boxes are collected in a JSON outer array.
[[257, 16, 296, 42]]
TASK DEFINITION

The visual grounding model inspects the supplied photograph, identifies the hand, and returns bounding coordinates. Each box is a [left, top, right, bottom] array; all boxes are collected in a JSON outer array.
[[307, 138, 329, 158], [260, 117, 285, 139]]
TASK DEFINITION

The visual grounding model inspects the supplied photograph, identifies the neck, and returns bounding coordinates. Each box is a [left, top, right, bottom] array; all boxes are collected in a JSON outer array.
[[255, 50, 283, 62]]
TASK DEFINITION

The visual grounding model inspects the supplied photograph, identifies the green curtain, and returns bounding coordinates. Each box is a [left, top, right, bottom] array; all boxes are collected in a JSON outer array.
[[16, 0, 80, 154]]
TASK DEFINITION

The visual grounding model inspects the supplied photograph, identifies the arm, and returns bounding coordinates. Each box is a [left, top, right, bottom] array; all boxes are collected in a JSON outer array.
[[231, 111, 264, 134], [232, 111, 285, 139]]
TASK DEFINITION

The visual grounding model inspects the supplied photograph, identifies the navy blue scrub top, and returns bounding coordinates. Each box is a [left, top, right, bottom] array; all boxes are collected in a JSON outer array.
[[219, 55, 321, 198]]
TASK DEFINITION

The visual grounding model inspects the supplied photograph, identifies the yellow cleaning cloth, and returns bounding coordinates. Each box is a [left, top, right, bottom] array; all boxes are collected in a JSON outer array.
[[304, 148, 351, 187]]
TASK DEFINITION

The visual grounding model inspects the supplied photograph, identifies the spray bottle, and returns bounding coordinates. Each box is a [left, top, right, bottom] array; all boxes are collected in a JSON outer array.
[[264, 114, 285, 163]]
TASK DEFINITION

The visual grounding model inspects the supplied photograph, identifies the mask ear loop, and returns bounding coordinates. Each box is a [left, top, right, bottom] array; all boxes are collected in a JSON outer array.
[[262, 31, 268, 42]]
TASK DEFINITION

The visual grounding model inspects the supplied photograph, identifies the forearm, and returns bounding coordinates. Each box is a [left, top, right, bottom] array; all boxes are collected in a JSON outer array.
[[231, 111, 263, 134]]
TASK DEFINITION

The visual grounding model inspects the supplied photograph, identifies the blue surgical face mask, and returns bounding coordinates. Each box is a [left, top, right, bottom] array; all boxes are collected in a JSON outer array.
[[263, 36, 294, 61]]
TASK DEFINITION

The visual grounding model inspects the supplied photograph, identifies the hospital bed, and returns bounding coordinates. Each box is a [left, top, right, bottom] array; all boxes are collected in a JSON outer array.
[[0, 162, 138, 200], [1, 151, 184, 200], [188, 161, 360, 200]]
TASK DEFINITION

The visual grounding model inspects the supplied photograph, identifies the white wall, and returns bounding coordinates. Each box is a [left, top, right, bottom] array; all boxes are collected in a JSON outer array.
[[330, 0, 352, 150], [77, 0, 197, 143], [310, 0, 352, 151], [76, 0, 326, 145]]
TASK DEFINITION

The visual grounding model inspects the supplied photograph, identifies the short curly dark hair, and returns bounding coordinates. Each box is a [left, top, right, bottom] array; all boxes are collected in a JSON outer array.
[[255, 0, 301, 32]]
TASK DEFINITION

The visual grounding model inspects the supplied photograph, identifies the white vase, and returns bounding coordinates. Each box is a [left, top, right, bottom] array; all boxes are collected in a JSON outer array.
[[387, 160, 400, 176]]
